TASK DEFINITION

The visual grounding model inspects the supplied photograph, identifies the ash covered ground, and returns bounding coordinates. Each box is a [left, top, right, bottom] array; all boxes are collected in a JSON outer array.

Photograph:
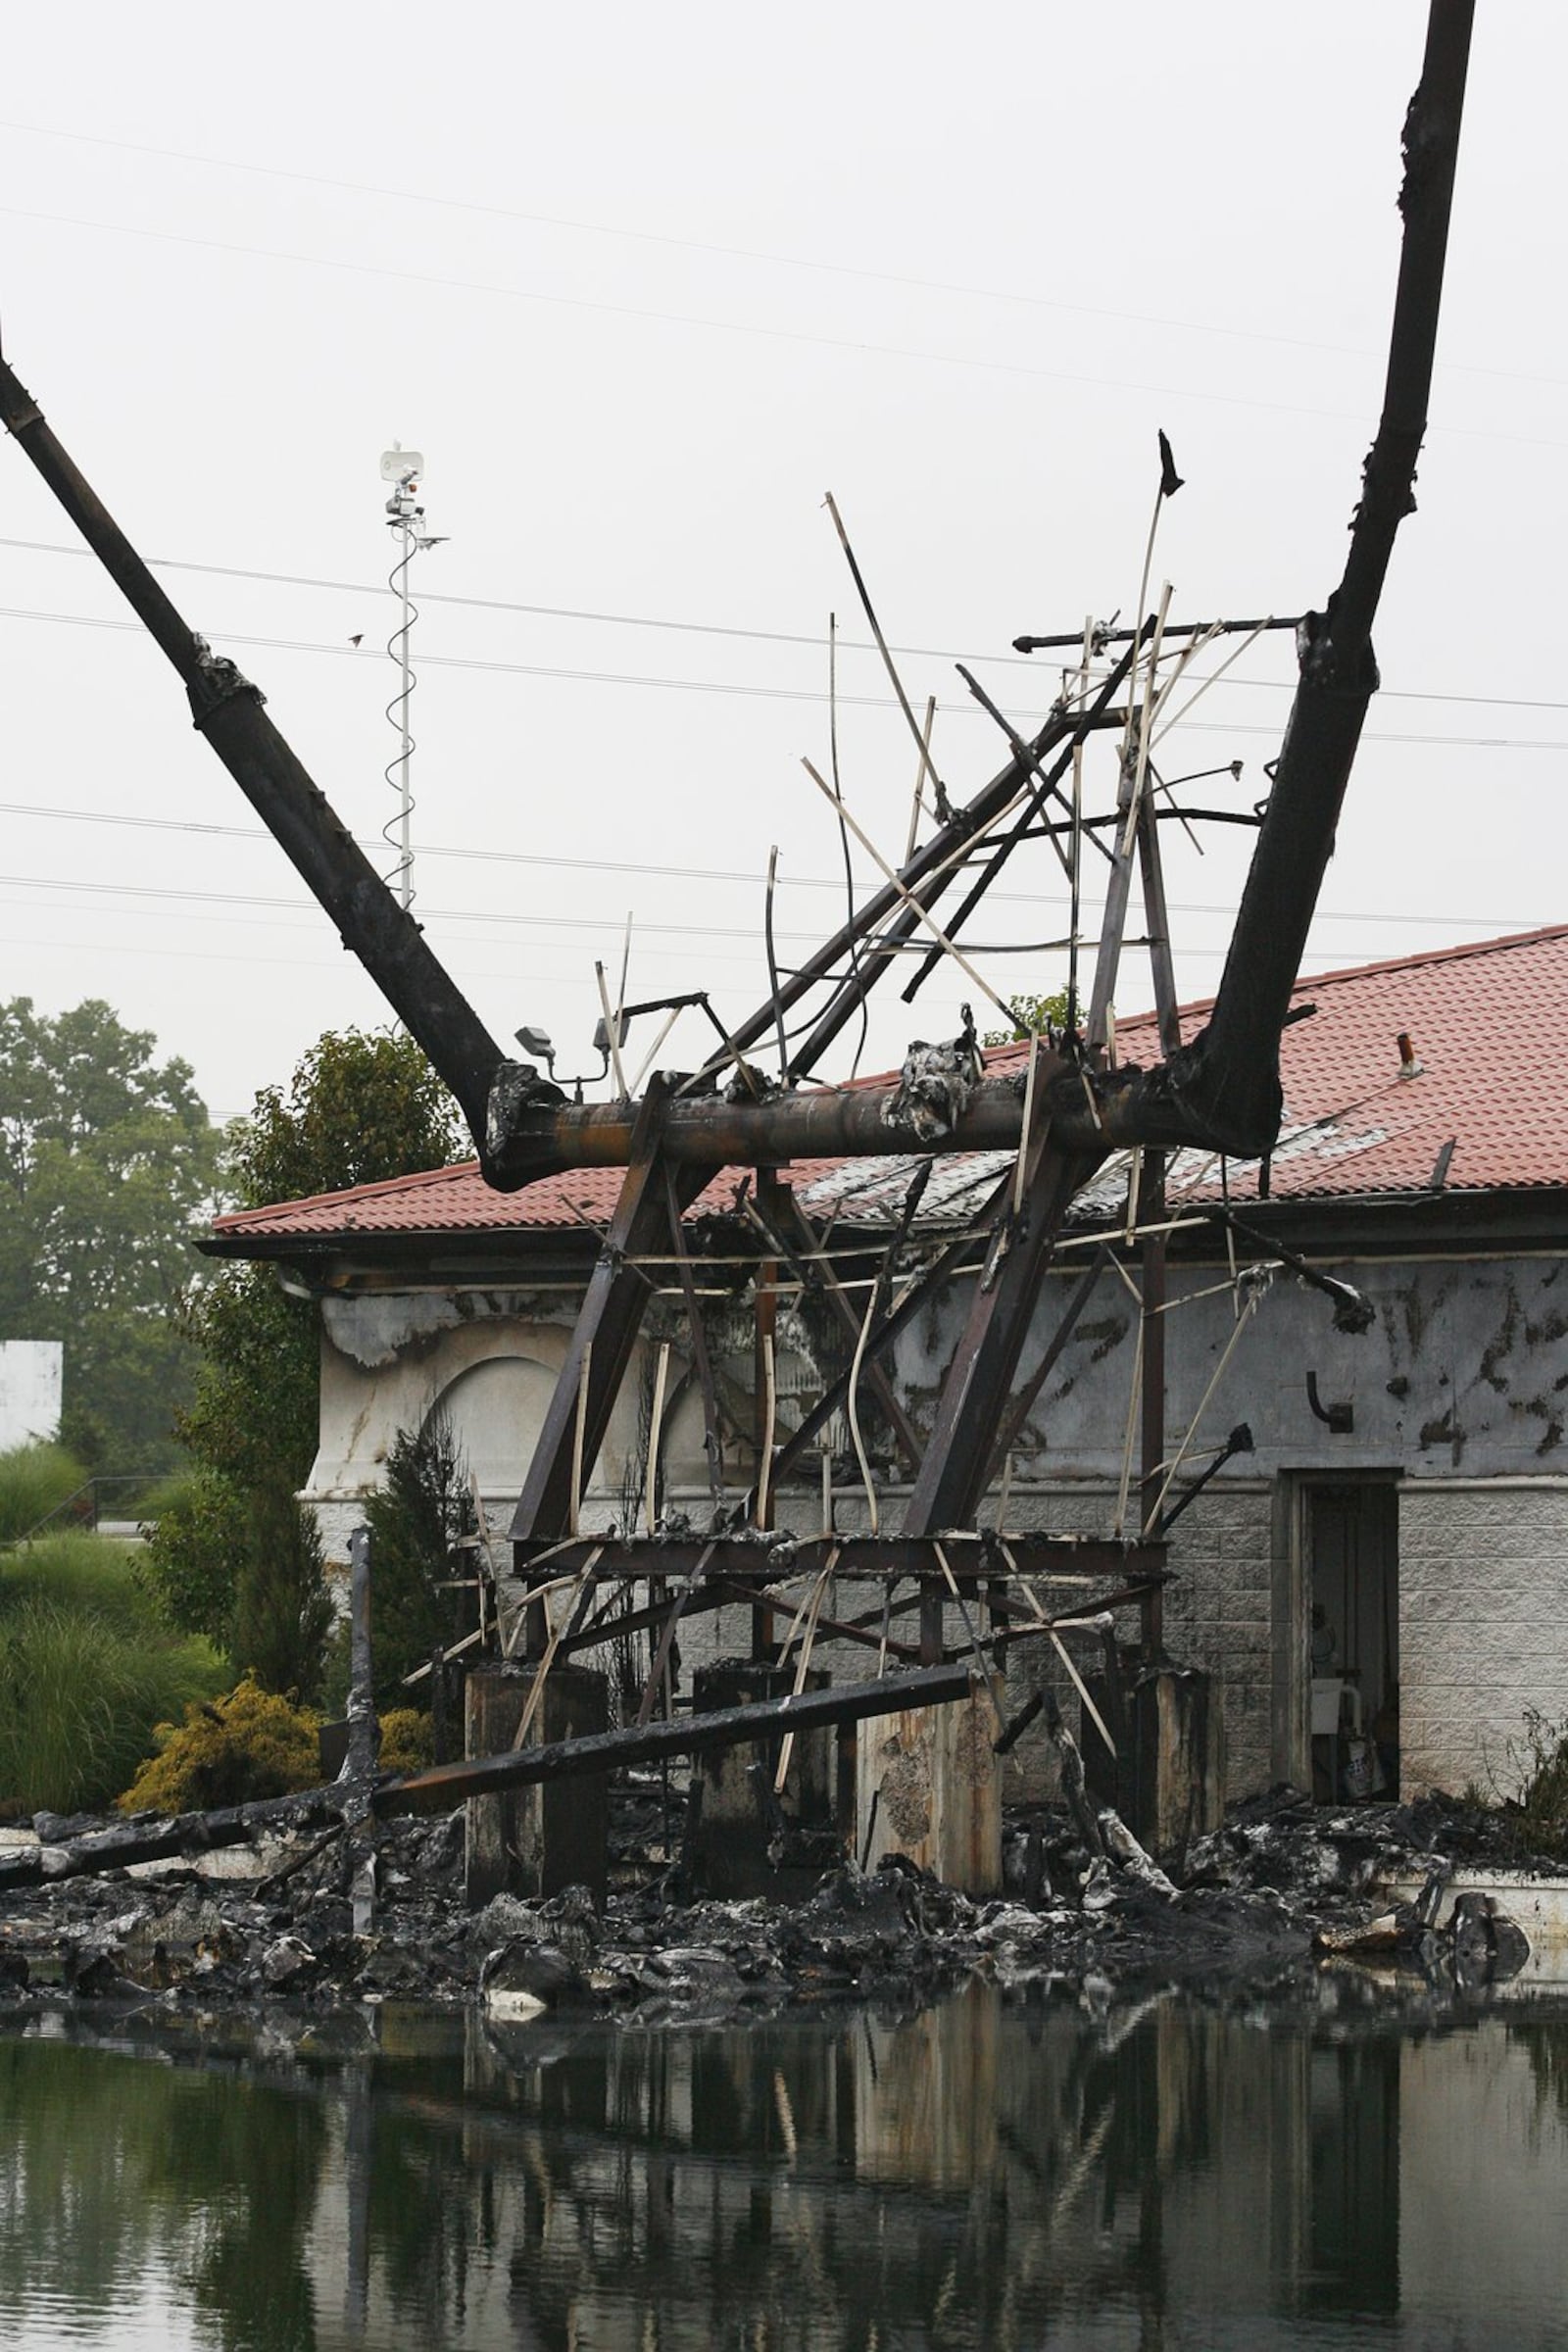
[[0, 1784, 1547, 2028]]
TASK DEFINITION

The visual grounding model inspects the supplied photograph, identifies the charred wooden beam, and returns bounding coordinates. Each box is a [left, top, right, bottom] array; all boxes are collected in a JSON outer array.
[[0, 1788, 349, 1892], [372, 1662, 979, 1816]]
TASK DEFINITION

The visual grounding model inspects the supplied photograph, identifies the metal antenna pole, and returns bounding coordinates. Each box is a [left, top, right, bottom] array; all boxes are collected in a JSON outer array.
[[379, 443, 448, 915], [393, 505, 414, 911]]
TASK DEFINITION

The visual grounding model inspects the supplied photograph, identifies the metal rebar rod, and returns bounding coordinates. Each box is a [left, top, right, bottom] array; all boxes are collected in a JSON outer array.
[[1012, 615, 1300, 654]]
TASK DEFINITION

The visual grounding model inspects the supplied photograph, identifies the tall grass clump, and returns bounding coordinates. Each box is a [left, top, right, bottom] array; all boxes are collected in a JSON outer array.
[[3, 1533, 151, 1631], [0, 1605, 221, 1818], [0, 1442, 88, 1544], [0, 1533, 223, 1818]]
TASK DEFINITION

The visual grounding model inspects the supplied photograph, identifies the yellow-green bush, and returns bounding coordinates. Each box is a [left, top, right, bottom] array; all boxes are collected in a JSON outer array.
[[377, 1708, 434, 1776], [120, 1677, 321, 1814], [119, 1681, 437, 1813]]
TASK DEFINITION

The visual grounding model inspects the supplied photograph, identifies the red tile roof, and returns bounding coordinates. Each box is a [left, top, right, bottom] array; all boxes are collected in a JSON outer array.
[[210, 926, 1568, 1248]]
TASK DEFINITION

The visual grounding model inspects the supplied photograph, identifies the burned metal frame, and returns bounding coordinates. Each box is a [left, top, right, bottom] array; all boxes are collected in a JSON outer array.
[[0, 0, 1473, 1808]]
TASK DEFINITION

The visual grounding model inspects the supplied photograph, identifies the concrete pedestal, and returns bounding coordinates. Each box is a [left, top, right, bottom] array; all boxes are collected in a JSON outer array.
[[1083, 1662, 1225, 1860], [856, 1690, 1002, 1895], [687, 1659, 839, 1898], [464, 1661, 609, 1909]]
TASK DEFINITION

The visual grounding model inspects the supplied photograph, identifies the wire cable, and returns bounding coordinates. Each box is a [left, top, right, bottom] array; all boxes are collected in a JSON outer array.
[[6, 199, 1563, 455]]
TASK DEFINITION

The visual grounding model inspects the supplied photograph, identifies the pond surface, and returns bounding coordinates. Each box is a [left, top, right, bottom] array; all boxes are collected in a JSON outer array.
[[3, 1980, 1568, 2350]]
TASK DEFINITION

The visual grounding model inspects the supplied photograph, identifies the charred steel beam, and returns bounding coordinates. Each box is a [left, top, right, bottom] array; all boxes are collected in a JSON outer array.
[[484, 1053, 1224, 1183], [490, 1066, 1041, 1185], [510, 1533, 1165, 1580], [904, 1135, 1102, 1537], [372, 1662, 980, 1816], [1151, 0, 1473, 1158], [0, 354, 508, 1151], [509, 1078, 705, 1548]]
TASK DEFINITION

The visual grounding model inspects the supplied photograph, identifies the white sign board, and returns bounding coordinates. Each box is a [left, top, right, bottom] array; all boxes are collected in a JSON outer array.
[[0, 1342, 63, 1450]]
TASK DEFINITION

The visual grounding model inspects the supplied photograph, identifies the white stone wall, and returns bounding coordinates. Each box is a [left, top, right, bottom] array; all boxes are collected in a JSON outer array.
[[1398, 1482, 1568, 1799], [0, 1341, 62, 1449], [302, 1285, 801, 1570]]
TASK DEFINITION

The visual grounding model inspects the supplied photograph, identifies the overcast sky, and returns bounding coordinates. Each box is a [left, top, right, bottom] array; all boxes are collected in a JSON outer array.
[[1, 3, 1558, 1139]]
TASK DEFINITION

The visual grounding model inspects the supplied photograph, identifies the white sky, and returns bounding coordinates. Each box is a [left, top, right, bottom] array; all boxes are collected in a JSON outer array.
[[0, 2, 1559, 1131]]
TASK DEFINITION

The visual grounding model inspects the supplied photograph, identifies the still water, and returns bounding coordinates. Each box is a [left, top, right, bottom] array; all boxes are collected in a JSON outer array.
[[2, 1981, 1567, 2350]]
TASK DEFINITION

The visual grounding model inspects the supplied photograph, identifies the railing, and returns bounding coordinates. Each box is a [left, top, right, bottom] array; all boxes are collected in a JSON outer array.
[[7, 1475, 163, 1547]]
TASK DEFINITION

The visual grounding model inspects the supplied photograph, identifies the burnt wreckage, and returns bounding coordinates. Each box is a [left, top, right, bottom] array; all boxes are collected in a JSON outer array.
[[0, 4, 1473, 1890]]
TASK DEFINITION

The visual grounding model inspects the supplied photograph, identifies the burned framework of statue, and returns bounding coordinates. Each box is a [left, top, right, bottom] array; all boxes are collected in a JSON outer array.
[[0, 3, 1475, 1906]]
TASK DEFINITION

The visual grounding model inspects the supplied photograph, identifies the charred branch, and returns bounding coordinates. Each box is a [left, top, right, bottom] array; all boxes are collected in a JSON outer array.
[[1158, 1, 1473, 1157]]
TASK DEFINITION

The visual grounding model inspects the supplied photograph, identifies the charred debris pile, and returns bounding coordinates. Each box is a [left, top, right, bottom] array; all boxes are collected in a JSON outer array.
[[0, 1774, 1540, 2027]]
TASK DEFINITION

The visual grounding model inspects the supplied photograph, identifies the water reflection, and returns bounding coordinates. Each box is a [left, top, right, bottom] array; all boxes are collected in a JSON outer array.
[[3, 1982, 1568, 2349]]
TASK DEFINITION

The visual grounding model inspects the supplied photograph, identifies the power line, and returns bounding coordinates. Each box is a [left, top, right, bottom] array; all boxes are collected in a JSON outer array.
[[6, 200, 1561, 454], [0, 600, 970, 713], [4, 598, 1568, 754], [0, 532, 1055, 673], [9, 531, 1568, 716], [4, 116, 1560, 396], [0, 907, 1491, 992], [0, 843, 1544, 948]]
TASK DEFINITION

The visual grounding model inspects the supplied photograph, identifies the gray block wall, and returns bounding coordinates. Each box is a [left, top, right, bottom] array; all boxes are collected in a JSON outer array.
[[1398, 1482, 1568, 1800], [982, 1482, 1274, 1806]]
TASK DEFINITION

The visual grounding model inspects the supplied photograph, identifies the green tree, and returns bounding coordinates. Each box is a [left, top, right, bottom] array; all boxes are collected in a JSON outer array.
[[230, 1484, 336, 1703], [981, 988, 1071, 1048], [143, 1029, 461, 1678], [362, 1418, 476, 1706], [0, 998, 217, 1472]]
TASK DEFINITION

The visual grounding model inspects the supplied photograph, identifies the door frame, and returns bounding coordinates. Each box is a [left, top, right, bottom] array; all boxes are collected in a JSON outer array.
[[1272, 1469, 1402, 1791]]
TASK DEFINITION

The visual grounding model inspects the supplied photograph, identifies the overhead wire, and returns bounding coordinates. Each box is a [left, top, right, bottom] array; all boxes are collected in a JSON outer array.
[[4, 199, 1564, 456], [0, 114, 1527, 383], [3, 598, 1567, 754], [0, 807, 1547, 941], [12, 115, 1568, 404], [11, 531, 1568, 715]]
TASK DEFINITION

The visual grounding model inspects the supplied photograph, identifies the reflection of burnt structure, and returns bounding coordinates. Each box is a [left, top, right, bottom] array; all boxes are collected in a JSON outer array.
[[8, 1984, 1565, 2348], [0, 5, 1475, 1877]]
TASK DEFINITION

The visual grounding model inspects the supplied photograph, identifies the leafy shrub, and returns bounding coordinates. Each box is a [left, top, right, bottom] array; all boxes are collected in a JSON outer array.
[[378, 1708, 435, 1776], [1514, 1706, 1568, 1856], [118, 1681, 434, 1811], [137, 1475, 334, 1704], [119, 1676, 323, 1815], [0, 1600, 221, 1817], [0, 1441, 89, 1544], [136, 1470, 246, 1647]]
